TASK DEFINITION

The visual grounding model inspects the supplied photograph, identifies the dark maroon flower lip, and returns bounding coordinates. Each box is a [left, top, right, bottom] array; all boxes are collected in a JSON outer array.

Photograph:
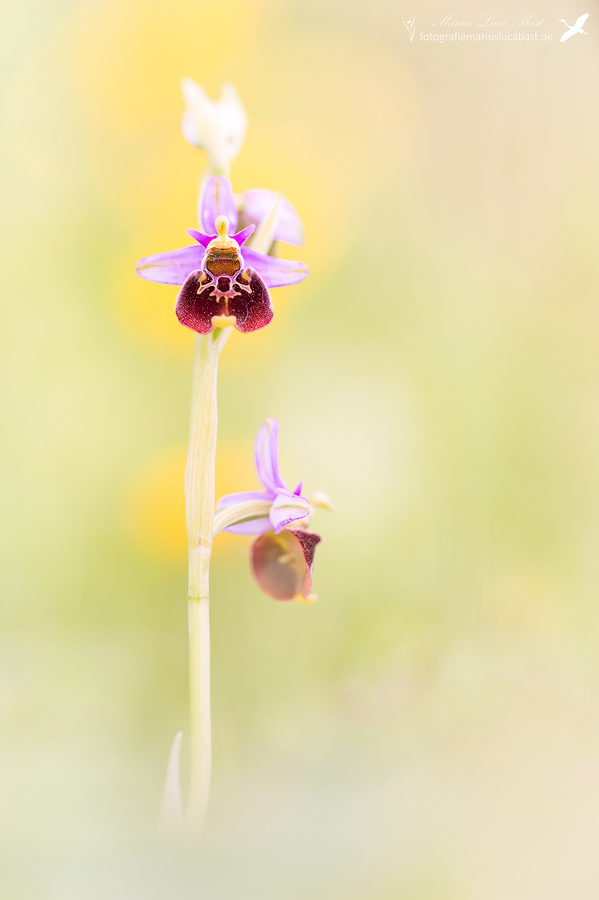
[[251, 527, 321, 603]]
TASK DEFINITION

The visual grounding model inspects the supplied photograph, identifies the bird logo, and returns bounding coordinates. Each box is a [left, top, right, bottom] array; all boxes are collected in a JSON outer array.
[[402, 15, 417, 42], [558, 13, 589, 41]]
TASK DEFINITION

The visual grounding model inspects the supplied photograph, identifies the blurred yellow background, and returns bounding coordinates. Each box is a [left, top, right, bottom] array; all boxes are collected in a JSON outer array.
[[3, 0, 599, 896]]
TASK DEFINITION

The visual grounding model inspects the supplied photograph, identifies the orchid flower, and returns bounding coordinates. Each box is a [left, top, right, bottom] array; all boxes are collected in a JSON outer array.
[[213, 419, 331, 603], [181, 79, 247, 174], [136, 177, 309, 334]]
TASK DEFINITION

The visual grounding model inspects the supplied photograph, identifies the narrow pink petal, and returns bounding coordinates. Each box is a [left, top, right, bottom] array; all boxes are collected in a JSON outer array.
[[254, 420, 286, 493], [243, 189, 305, 245], [241, 248, 309, 288], [186, 225, 254, 248], [186, 229, 214, 248], [233, 224, 255, 245], [200, 176, 238, 233], [136, 245, 205, 285]]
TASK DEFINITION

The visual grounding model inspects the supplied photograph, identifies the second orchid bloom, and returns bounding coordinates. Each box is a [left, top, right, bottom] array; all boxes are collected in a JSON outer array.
[[213, 419, 331, 604]]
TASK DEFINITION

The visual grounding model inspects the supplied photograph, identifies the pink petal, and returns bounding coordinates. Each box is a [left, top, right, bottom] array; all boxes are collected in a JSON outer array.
[[225, 517, 272, 536], [216, 490, 272, 508], [243, 189, 305, 245], [136, 245, 205, 285], [241, 248, 309, 288], [254, 419, 285, 493], [200, 176, 238, 233], [233, 224, 256, 245], [186, 224, 255, 248], [186, 229, 214, 248]]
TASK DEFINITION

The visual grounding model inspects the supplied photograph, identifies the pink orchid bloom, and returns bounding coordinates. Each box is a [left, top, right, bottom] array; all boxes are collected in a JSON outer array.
[[135, 177, 308, 334], [216, 419, 323, 603]]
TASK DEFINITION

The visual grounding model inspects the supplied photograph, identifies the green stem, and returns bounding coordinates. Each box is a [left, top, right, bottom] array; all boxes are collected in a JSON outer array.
[[185, 327, 231, 837], [189, 333, 211, 427]]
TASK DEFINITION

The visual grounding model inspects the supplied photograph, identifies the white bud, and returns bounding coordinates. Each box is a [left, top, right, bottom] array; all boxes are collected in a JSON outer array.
[[308, 491, 335, 511], [181, 79, 248, 176]]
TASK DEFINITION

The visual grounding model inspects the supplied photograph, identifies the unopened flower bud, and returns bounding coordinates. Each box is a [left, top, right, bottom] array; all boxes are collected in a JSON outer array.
[[308, 491, 335, 511], [181, 79, 248, 176]]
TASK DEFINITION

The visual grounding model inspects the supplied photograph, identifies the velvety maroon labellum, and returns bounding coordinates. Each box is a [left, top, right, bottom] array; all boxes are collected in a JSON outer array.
[[251, 528, 321, 603], [175, 266, 273, 335]]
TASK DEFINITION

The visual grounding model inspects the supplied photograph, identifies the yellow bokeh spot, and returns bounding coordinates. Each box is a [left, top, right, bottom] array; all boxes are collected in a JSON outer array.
[[114, 266, 193, 354], [233, 123, 351, 279], [61, 0, 266, 133], [124, 446, 187, 561], [124, 442, 260, 562]]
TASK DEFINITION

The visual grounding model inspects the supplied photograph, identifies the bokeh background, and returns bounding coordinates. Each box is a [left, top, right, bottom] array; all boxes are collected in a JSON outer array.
[[3, 0, 599, 896]]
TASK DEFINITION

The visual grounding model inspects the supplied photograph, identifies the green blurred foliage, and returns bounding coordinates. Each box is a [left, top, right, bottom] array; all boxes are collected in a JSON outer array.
[[3, 0, 599, 896]]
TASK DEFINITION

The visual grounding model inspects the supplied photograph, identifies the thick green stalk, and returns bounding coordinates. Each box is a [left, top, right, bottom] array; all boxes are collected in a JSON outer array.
[[185, 327, 231, 837]]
